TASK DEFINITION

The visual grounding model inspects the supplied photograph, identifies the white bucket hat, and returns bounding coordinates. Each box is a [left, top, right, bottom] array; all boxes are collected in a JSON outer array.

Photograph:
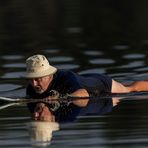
[[25, 54, 57, 78]]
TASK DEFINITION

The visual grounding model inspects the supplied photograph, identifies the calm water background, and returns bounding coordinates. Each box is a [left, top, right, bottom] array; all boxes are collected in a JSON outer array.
[[0, 1, 148, 148]]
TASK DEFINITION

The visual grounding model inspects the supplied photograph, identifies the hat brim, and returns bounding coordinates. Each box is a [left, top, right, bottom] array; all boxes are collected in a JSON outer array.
[[25, 66, 57, 78]]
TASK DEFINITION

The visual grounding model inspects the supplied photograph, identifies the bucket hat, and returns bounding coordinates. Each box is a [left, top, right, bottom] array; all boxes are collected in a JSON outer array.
[[25, 54, 57, 78]]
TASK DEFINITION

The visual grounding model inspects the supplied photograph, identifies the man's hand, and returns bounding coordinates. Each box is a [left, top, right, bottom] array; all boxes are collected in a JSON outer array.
[[42, 90, 60, 103], [32, 103, 55, 122], [39, 90, 60, 112]]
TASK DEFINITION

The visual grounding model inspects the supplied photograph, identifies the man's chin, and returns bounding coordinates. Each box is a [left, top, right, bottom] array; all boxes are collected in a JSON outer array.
[[35, 89, 45, 94]]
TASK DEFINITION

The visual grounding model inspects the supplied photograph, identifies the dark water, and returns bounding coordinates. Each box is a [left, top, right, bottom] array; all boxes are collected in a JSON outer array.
[[0, 1, 148, 148], [0, 48, 148, 148]]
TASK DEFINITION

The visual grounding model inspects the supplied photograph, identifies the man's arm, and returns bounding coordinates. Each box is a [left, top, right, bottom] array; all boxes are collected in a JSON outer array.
[[70, 89, 89, 107]]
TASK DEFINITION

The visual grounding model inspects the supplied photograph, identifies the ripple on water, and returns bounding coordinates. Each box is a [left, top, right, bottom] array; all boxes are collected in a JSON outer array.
[[2, 63, 25, 68], [55, 64, 79, 70], [133, 73, 148, 80], [1, 55, 24, 60], [0, 84, 22, 92], [123, 53, 146, 59], [78, 68, 106, 74], [1, 71, 25, 79], [48, 56, 74, 62], [112, 44, 129, 50], [109, 72, 136, 81], [116, 61, 145, 69], [83, 50, 103, 56], [89, 58, 115, 65], [43, 48, 60, 53], [66, 27, 83, 33], [134, 67, 148, 72]]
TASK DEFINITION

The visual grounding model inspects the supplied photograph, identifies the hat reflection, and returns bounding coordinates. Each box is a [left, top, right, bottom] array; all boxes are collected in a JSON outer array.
[[27, 121, 59, 146]]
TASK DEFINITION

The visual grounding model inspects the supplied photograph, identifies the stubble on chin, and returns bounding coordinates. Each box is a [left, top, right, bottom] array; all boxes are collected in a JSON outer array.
[[34, 88, 45, 94]]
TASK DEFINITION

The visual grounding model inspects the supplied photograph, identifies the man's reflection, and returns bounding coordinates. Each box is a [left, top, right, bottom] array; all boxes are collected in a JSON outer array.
[[26, 95, 115, 146], [28, 95, 113, 123]]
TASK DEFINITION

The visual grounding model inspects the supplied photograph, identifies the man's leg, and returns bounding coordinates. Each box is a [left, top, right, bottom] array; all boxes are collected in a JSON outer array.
[[112, 80, 148, 93], [112, 80, 130, 93], [111, 80, 148, 106], [126, 81, 148, 92]]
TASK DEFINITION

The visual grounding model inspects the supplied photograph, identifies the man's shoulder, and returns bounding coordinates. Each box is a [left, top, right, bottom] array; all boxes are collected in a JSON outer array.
[[56, 69, 77, 77]]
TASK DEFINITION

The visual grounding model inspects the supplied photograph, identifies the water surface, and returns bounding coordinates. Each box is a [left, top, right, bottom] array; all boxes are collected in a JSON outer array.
[[0, 46, 148, 148]]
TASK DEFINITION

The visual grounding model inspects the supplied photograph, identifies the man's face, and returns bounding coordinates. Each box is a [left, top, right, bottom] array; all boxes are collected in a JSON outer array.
[[29, 75, 53, 94]]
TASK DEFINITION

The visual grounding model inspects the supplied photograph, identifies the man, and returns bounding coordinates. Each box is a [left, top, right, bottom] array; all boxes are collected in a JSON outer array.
[[25, 54, 148, 122]]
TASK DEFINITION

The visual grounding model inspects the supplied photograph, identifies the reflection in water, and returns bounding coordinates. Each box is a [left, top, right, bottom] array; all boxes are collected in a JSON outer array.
[[27, 121, 59, 147], [0, 103, 18, 110]]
